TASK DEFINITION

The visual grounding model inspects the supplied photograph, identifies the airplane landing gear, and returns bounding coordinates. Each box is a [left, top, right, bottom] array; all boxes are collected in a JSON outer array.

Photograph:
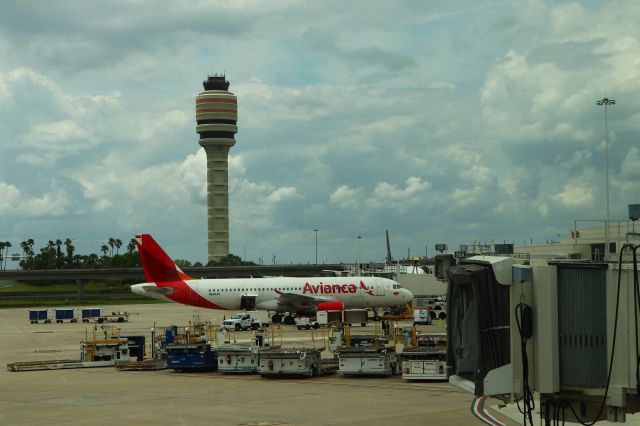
[[283, 315, 295, 325], [272, 314, 282, 324], [373, 308, 382, 321]]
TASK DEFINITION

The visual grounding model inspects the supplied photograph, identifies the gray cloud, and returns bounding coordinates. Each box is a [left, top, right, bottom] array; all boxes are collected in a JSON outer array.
[[527, 40, 608, 70], [301, 28, 416, 72], [1, 1, 639, 263]]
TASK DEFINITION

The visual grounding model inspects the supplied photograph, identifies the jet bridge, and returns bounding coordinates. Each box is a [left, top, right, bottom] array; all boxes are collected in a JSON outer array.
[[446, 251, 640, 424]]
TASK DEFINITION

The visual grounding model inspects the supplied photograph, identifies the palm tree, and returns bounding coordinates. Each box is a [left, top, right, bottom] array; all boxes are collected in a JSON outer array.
[[19, 239, 35, 269], [20, 239, 35, 258], [115, 238, 122, 255], [4, 241, 11, 270], [54, 239, 63, 268], [86, 253, 99, 267], [107, 238, 116, 256], [127, 238, 137, 254], [0, 242, 6, 270], [72, 254, 82, 268], [4, 241, 11, 269], [64, 238, 74, 265], [100, 244, 109, 257]]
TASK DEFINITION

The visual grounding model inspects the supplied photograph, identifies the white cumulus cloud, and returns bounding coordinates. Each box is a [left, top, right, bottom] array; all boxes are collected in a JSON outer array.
[[329, 185, 363, 209], [263, 186, 298, 204], [373, 176, 431, 201]]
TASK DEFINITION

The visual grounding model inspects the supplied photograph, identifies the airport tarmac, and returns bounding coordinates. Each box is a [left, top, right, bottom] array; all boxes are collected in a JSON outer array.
[[0, 303, 508, 425]]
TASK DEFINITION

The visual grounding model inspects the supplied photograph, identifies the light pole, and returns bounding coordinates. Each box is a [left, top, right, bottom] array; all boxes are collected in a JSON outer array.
[[596, 97, 615, 260], [314, 229, 318, 265], [356, 235, 362, 274]]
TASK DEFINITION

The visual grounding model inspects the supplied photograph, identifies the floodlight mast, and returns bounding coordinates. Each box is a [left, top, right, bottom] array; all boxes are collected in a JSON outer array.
[[596, 97, 615, 260]]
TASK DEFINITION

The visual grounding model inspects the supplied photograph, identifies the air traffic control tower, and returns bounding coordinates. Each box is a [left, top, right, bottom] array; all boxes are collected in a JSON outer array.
[[196, 75, 237, 262]]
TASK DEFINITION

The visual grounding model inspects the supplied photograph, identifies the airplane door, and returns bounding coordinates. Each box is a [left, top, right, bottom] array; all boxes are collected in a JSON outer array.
[[375, 279, 385, 296], [241, 295, 256, 310]]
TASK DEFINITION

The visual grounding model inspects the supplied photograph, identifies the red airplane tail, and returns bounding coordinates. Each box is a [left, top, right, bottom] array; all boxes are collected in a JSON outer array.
[[135, 234, 194, 283]]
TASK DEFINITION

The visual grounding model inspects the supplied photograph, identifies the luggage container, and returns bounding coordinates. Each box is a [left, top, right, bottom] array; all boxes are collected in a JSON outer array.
[[338, 347, 396, 377], [259, 348, 322, 378], [54, 308, 76, 323], [28, 309, 51, 324], [81, 307, 102, 322], [317, 310, 343, 326], [344, 309, 368, 326], [400, 347, 447, 380], [217, 345, 259, 373]]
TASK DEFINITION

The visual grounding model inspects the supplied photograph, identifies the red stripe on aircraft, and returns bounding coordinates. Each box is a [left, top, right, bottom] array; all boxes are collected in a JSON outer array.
[[158, 281, 225, 310]]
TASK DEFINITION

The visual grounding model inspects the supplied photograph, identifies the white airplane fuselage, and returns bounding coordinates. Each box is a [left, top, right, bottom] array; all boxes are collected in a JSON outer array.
[[131, 276, 412, 311]]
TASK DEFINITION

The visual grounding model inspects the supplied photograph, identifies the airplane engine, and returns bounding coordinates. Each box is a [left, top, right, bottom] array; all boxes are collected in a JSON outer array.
[[316, 301, 344, 311]]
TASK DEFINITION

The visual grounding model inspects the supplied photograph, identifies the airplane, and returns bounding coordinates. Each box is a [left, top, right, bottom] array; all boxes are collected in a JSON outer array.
[[130, 233, 413, 324]]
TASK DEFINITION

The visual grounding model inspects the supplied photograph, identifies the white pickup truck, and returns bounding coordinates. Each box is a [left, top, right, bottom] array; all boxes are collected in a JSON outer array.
[[222, 311, 270, 331]]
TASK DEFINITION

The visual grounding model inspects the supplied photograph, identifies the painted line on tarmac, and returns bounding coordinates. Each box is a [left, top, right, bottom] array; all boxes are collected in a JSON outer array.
[[178, 373, 461, 393]]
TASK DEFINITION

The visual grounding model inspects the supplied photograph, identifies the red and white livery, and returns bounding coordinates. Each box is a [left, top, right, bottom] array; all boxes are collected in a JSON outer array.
[[130, 234, 412, 321]]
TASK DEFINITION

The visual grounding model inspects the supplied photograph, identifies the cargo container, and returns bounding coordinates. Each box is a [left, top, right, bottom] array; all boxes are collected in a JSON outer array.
[[80, 307, 102, 322], [400, 347, 447, 380], [54, 308, 76, 323], [259, 348, 322, 378], [317, 310, 343, 325], [338, 347, 396, 377], [217, 345, 259, 373], [28, 309, 52, 324], [344, 309, 368, 326]]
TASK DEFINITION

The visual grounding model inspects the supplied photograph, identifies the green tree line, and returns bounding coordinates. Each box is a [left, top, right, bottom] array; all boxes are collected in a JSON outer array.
[[12, 238, 141, 270], [1, 237, 255, 270]]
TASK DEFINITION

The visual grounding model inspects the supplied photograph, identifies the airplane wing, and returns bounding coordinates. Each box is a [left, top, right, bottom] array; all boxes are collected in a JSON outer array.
[[275, 292, 334, 311]]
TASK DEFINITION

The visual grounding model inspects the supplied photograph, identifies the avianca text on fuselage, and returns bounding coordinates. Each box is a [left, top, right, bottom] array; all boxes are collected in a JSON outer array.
[[303, 282, 358, 294]]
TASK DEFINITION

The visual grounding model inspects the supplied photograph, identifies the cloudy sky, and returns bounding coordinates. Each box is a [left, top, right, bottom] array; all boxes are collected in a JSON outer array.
[[1, 0, 639, 265]]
